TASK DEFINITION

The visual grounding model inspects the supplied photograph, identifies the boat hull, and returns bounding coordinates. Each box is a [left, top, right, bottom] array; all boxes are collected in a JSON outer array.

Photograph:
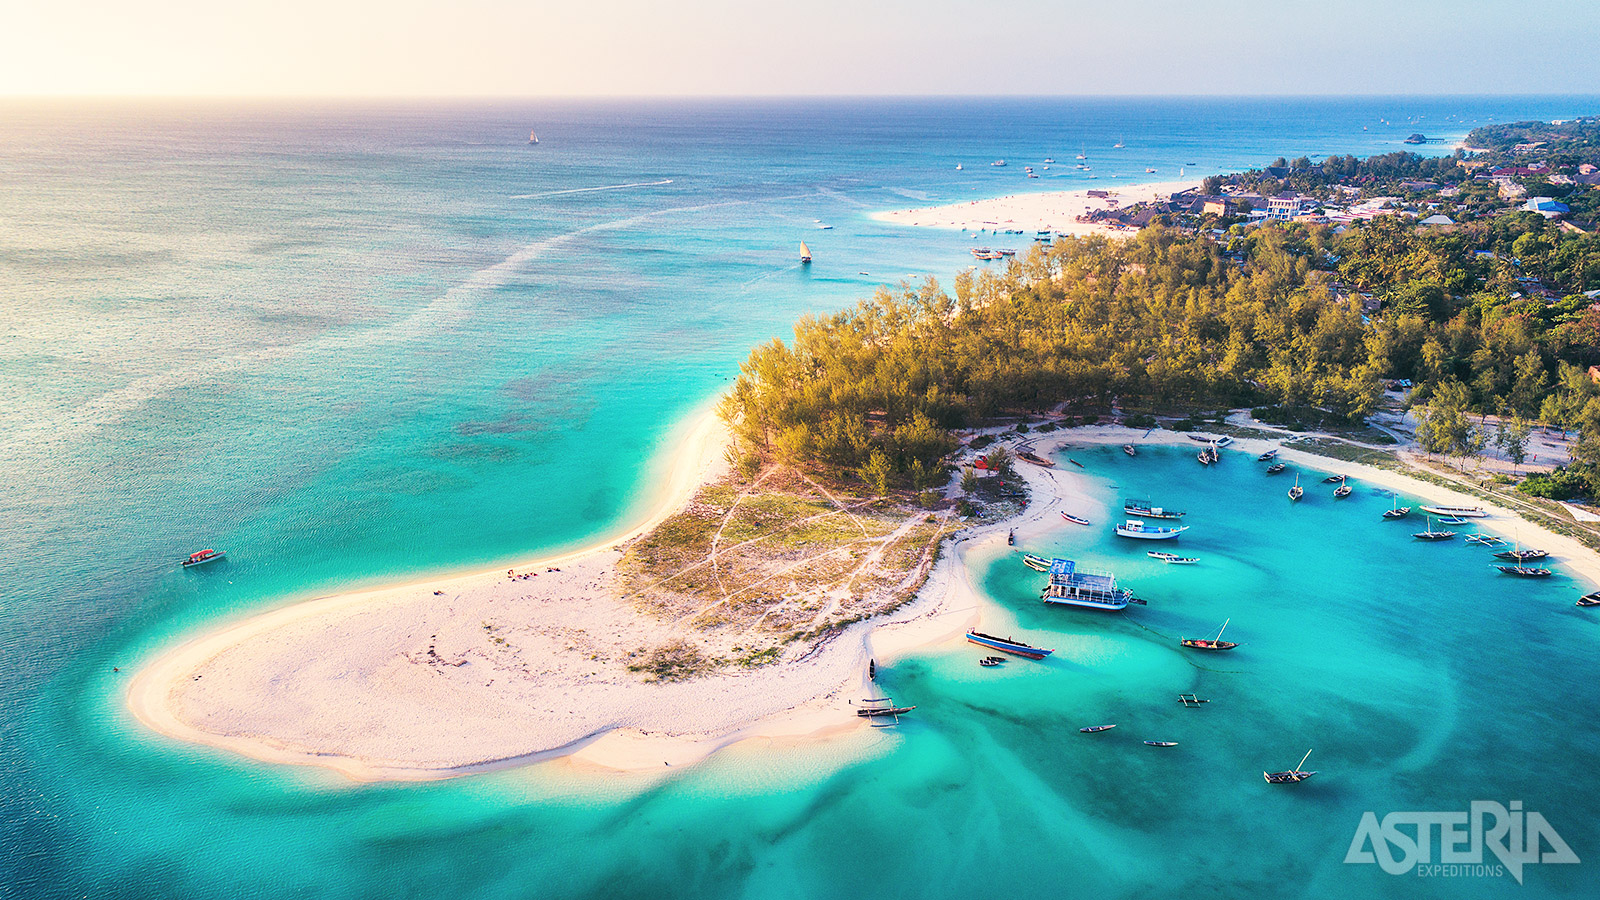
[[1420, 506, 1487, 518], [1115, 527, 1186, 540], [965, 631, 1053, 659]]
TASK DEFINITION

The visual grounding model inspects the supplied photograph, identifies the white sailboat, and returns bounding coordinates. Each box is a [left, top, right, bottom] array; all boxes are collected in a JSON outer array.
[[528, 130, 539, 144]]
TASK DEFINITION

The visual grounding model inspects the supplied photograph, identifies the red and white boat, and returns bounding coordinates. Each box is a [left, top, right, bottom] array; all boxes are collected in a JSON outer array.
[[181, 548, 225, 568]]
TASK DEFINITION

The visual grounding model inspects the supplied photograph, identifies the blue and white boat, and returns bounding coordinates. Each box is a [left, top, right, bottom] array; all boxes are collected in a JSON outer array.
[[965, 630, 1053, 659], [1041, 558, 1133, 610], [1114, 519, 1188, 540]]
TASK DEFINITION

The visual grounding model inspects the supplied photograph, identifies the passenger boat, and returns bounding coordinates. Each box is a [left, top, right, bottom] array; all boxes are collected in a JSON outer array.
[[1115, 519, 1188, 540], [1123, 444, 1137, 457], [1017, 451, 1055, 467], [799, 241, 812, 263], [1266, 463, 1286, 474], [966, 630, 1054, 659], [1577, 592, 1600, 607], [1288, 475, 1303, 502], [1147, 551, 1197, 564], [1060, 512, 1092, 526], [1079, 724, 1117, 733], [1421, 505, 1487, 518], [181, 548, 225, 568], [1334, 484, 1352, 499], [1264, 750, 1318, 784], [1181, 618, 1238, 651], [1495, 548, 1548, 561], [1040, 558, 1134, 610], [1144, 741, 1178, 747], [1123, 498, 1185, 519], [1023, 553, 1052, 572], [1413, 518, 1456, 541], [1258, 449, 1279, 461], [1322, 473, 1345, 484], [1496, 564, 1552, 577]]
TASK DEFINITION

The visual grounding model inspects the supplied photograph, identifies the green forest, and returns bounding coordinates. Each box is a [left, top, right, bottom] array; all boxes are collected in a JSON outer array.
[[721, 215, 1600, 496]]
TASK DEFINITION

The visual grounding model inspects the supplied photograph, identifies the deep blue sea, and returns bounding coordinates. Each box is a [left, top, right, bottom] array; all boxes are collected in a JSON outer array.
[[3, 96, 1599, 899]]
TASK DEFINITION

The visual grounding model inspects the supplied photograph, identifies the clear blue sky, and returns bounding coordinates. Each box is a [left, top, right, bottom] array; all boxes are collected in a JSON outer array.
[[4, 0, 1598, 96]]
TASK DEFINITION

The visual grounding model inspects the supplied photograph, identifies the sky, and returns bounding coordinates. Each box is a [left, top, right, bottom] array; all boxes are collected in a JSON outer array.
[[3, 0, 1598, 97]]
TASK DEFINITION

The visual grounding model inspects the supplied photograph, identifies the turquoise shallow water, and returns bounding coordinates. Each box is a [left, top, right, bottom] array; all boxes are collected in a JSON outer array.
[[5, 97, 1600, 898]]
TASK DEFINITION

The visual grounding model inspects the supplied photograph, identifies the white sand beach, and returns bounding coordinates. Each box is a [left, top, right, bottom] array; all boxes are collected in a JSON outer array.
[[872, 180, 1199, 237], [129, 413, 1599, 782]]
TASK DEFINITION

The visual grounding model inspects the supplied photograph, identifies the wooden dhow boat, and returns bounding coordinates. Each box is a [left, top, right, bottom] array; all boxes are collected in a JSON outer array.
[[1322, 473, 1345, 484], [1288, 475, 1303, 502], [1258, 449, 1279, 461], [1079, 724, 1117, 733], [1421, 505, 1487, 518], [1144, 740, 1179, 747], [1181, 618, 1238, 651], [965, 630, 1054, 659], [1061, 511, 1092, 526], [1495, 548, 1549, 562], [1333, 483, 1352, 499], [1123, 444, 1137, 457], [1264, 749, 1318, 784], [1496, 564, 1552, 577], [1413, 518, 1457, 541], [1576, 591, 1600, 607], [1023, 553, 1052, 572], [1266, 462, 1286, 474], [856, 697, 915, 718], [1017, 450, 1056, 467], [1123, 498, 1185, 519]]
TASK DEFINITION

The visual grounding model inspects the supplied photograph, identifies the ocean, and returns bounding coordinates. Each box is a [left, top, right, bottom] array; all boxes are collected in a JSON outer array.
[[3, 96, 1597, 899]]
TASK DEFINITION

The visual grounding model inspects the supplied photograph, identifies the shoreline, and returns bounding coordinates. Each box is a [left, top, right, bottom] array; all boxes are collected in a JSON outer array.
[[870, 180, 1199, 238], [129, 415, 1600, 784]]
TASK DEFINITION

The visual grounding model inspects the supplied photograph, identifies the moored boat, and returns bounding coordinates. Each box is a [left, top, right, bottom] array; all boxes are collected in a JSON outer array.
[[1180, 618, 1237, 651], [1123, 444, 1137, 457], [1266, 463, 1286, 475], [1334, 484, 1352, 499], [1466, 533, 1504, 546], [1496, 564, 1552, 577], [966, 630, 1054, 659], [1115, 519, 1188, 540], [1023, 553, 1052, 571], [1577, 591, 1600, 607], [856, 698, 916, 717], [1080, 724, 1117, 733], [799, 241, 812, 263], [1148, 551, 1197, 564], [1421, 505, 1487, 518], [1060, 512, 1092, 526], [1041, 558, 1134, 610], [1413, 518, 1456, 541], [1322, 474, 1346, 484], [1383, 507, 1412, 519], [1123, 498, 1185, 519], [181, 548, 225, 568], [1144, 741, 1178, 747], [1264, 750, 1318, 784], [1258, 449, 1279, 461], [1495, 548, 1549, 561], [1288, 475, 1303, 502]]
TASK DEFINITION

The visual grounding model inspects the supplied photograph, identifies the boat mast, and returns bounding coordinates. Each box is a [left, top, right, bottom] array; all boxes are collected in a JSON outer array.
[[1214, 618, 1229, 642], [1296, 749, 1313, 773]]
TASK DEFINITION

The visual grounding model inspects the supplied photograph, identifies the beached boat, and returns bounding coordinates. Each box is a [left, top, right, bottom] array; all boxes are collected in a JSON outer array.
[[799, 241, 812, 263], [1060, 512, 1092, 526], [1495, 548, 1549, 561], [1123, 499, 1185, 519], [1023, 553, 1052, 572], [1144, 741, 1178, 747], [1017, 451, 1055, 467], [1334, 484, 1352, 499], [1181, 618, 1237, 651], [1413, 518, 1456, 541], [1079, 724, 1116, 733], [966, 630, 1053, 659], [1258, 449, 1279, 461], [1264, 750, 1318, 784], [181, 548, 225, 568], [1115, 519, 1188, 540], [1288, 475, 1303, 502], [856, 697, 915, 718], [1147, 551, 1197, 564], [1420, 505, 1487, 518], [1496, 564, 1552, 577], [1040, 558, 1134, 610], [1123, 444, 1137, 457], [1577, 592, 1600, 607], [1266, 463, 1286, 475]]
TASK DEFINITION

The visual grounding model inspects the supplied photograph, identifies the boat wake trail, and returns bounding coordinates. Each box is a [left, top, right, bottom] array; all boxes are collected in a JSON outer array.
[[511, 180, 674, 200]]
